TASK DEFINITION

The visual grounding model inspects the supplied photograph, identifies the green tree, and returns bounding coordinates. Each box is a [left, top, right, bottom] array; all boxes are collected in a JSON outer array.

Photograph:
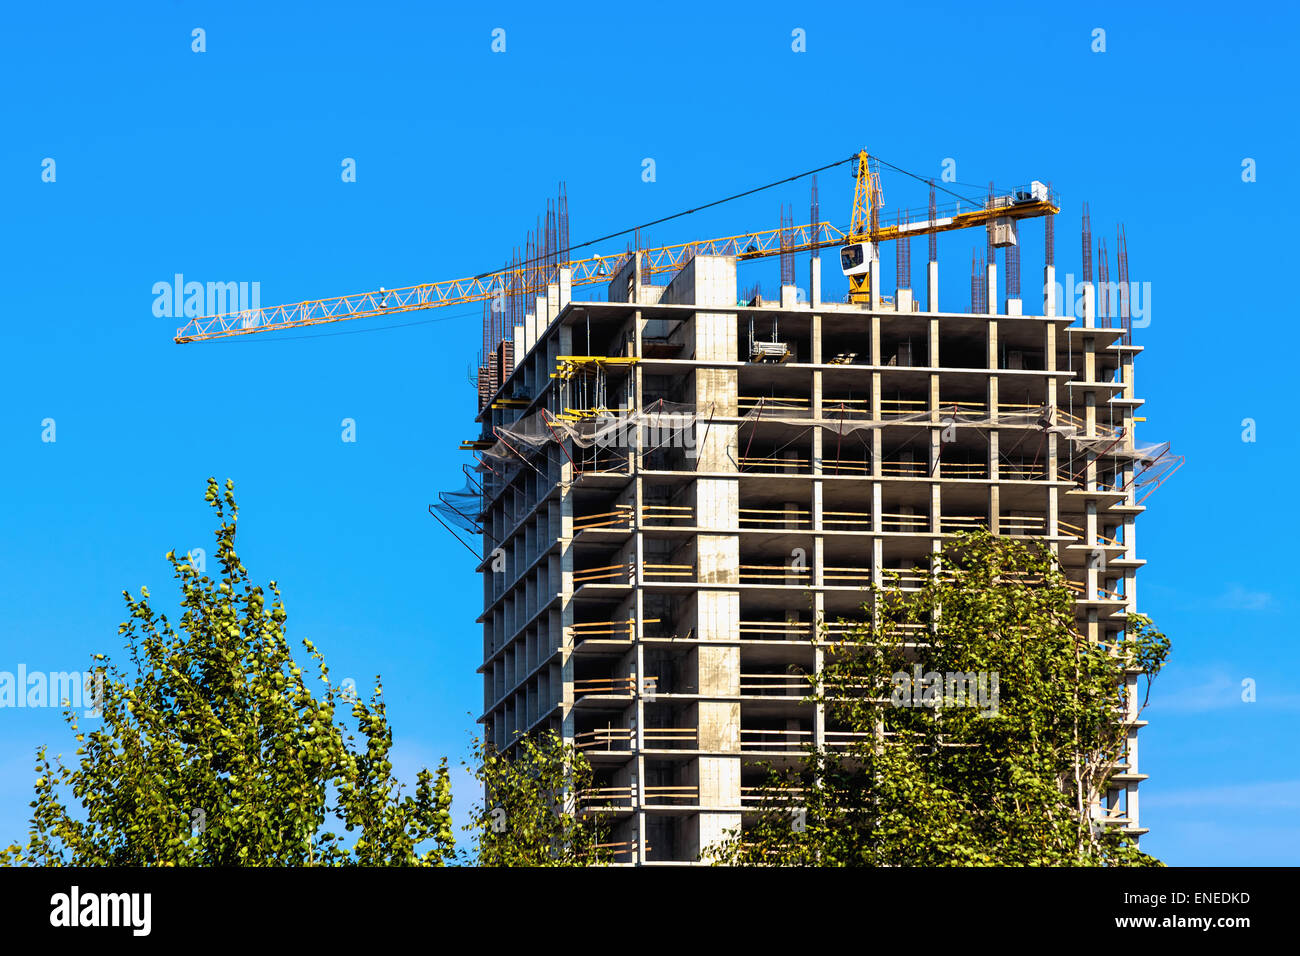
[[1, 478, 454, 867], [468, 730, 610, 866], [710, 531, 1169, 867]]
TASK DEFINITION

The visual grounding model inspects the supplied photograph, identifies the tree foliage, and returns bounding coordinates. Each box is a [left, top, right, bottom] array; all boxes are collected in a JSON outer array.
[[710, 531, 1169, 867], [1, 478, 454, 867], [467, 730, 610, 866]]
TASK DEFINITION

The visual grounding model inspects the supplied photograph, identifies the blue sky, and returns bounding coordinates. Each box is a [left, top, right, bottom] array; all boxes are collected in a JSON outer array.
[[0, 1, 1295, 864]]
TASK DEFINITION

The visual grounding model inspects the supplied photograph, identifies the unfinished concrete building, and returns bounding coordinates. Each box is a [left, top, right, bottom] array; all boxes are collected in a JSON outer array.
[[466, 194, 1165, 864]]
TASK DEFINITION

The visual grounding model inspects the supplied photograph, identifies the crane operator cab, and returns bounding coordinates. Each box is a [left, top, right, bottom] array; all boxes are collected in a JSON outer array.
[[840, 241, 876, 277]]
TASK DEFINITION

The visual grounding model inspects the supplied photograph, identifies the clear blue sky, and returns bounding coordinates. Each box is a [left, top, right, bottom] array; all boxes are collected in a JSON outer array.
[[1, 1, 1294, 864]]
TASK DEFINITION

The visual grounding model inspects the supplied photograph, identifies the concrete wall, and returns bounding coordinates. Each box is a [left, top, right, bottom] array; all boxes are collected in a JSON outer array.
[[661, 255, 737, 307]]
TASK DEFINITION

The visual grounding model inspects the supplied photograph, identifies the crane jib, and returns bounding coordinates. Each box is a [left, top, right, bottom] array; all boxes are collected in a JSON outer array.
[[173, 197, 1057, 344]]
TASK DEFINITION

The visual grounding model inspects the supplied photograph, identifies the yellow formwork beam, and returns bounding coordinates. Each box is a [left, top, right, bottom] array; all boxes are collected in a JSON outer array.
[[552, 355, 640, 381]]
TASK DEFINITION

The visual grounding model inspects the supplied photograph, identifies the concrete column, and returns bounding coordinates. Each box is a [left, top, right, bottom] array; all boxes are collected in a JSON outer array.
[[1085, 392, 1098, 489], [545, 284, 560, 328], [1126, 513, 1139, 607], [813, 635, 826, 747], [812, 534, 824, 590], [633, 476, 646, 845], [558, 267, 572, 309], [559, 449, 577, 740], [1047, 484, 1058, 544], [927, 260, 939, 312], [986, 262, 998, 315], [988, 313, 999, 527], [988, 465, 1000, 533], [871, 364, 883, 482], [1085, 501, 1099, 597], [695, 311, 739, 364], [809, 254, 822, 307], [696, 627, 741, 852], [1043, 264, 1056, 317], [1081, 282, 1095, 329], [868, 257, 881, 310], [929, 303, 941, 504], [635, 770, 645, 863], [811, 367, 823, 468]]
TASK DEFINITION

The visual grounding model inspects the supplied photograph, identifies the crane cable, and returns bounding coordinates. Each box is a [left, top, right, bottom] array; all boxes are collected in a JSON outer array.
[[489, 151, 864, 281], [247, 151, 1004, 343], [492, 151, 988, 279]]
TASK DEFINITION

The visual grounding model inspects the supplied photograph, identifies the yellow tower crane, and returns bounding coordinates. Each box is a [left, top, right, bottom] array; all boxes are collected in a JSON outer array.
[[172, 150, 1058, 345]]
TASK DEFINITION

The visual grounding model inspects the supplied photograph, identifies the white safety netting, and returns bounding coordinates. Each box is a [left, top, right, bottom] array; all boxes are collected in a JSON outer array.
[[478, 399, 700, 467], [738, 401, 1168, 463], [474, 399, 1167, 468]]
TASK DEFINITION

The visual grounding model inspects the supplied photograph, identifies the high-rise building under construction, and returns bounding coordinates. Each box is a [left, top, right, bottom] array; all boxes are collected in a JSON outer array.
[[164, 151, 1174, 864], [463, 172, 1171, 864]]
